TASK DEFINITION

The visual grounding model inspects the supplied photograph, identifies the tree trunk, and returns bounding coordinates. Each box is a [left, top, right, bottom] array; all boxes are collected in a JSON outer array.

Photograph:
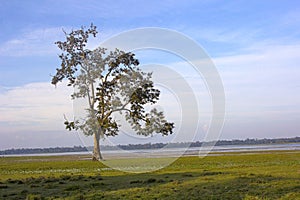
[[92, 128, 103, 161]]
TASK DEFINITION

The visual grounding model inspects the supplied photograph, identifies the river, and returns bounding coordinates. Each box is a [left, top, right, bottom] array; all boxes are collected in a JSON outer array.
[[2, 143, 299, 158]]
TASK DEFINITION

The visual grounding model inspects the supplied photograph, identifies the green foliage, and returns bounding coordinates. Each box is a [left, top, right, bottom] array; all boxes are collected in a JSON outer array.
[[52, 24, 97, 86], [26, 194, 43, 200], [51, 24, 174, 142]]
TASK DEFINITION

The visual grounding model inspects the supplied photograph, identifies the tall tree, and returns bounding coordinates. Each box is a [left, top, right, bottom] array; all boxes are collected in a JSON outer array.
[[52, 24, 174, 160]]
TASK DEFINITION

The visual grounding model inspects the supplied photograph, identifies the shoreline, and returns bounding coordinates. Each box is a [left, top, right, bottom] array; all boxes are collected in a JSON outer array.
[[1, 143, 299, 159]]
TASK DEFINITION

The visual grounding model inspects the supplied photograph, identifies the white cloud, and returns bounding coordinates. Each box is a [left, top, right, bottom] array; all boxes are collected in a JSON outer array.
[[132, 42, 300, 139], [213, 45, 300, 124], [190, 27, 260, 45], [0, 27, 66, 57], [0, 130, 83, 150], [0, 82, 73, 132], [0, 26, 133, 57], [214, 43, 300, 90], [38, 0, 198, 19], [1, 37, 300, 147]]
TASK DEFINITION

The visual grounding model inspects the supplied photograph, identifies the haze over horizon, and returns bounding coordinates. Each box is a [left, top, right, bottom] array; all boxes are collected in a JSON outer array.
[[0, 1, 299, 150]]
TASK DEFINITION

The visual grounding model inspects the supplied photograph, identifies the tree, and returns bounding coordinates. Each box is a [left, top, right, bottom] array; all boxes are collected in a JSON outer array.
[[52, 24, 174, 160]]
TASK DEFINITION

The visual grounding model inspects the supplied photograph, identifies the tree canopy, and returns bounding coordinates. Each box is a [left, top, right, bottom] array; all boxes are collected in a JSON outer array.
[[52, 24, 174, 160]]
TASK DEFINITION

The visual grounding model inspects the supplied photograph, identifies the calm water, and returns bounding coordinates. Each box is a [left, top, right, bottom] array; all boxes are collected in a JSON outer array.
[[2, 143, 299, 157]]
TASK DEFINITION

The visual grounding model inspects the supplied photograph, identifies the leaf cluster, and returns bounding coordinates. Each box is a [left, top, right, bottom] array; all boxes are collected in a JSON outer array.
[[52, 24, 174, 138]]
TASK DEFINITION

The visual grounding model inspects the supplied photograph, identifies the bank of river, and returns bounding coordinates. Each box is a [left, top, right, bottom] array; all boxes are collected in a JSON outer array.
[[2, 143, 299, 158]]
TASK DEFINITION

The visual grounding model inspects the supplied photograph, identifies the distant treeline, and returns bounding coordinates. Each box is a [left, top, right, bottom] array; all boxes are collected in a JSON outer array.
[[0, 146, 88, 155], [1, 137, 299, 155], [113, 137, 300, 150]]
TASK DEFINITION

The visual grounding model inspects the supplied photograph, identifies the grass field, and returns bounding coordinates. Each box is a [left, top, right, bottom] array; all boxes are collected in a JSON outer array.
[[0, 150, 299, 199]]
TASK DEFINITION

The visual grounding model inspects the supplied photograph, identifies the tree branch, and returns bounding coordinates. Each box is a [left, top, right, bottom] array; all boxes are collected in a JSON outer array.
[[102, 101, 131, 122]]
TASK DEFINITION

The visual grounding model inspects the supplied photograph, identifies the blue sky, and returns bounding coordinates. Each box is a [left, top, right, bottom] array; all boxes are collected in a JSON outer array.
[[0, 0, 299, 149]]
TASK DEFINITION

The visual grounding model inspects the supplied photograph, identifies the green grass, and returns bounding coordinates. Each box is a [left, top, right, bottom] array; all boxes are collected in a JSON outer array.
[[0, 151, 299, 199]]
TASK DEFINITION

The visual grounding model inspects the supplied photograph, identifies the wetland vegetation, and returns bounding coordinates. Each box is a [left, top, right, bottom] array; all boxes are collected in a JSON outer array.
[[0, 150, 299, 199]]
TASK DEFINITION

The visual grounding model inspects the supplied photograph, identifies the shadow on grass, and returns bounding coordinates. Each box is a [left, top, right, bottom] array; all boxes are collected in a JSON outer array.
[[0, 171, 299, 199]]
